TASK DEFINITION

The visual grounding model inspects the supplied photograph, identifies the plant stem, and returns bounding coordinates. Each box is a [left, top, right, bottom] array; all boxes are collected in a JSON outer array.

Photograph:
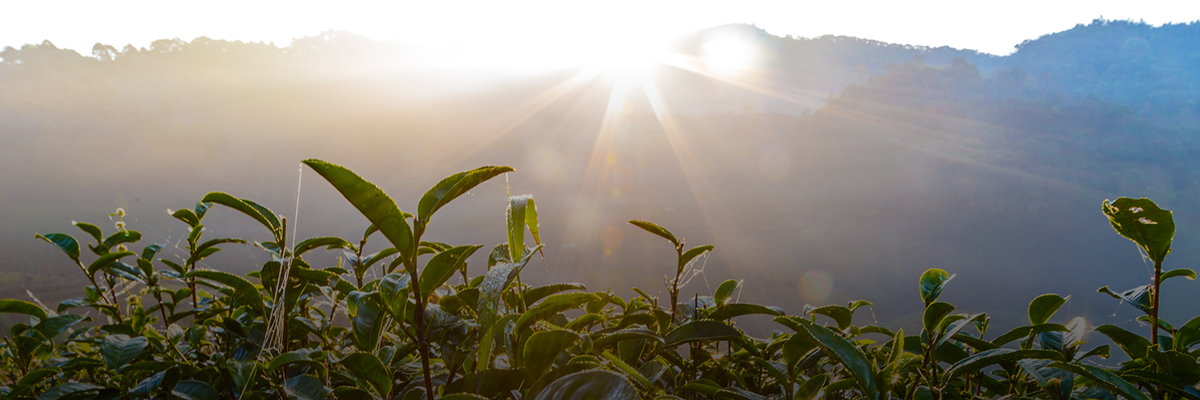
[[1151, 258, 1162, 348], [668, 245, 684, 323], [409, 223, 436, 399]]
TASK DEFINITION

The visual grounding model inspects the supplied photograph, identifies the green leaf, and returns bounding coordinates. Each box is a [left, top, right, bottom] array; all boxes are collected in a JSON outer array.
[[533, 369, 639, 400], [16, 368, 59, 389], [102, 334, 148, 370], [1098, 284, 1152, 313], [169, 208, 201, 227], [919, 268, 953, 306], [944, 348, 1065, 381], [593, 328, 662, 349], [524, 330, 581, 382], [294, 236, 354, 257], [72, 221, 103, 243], [283, 375, 330, 400], [351, 293, 386, 352], [1163, 268, 1197, 282], [35, 233, 80, 263], [713, 279, 741, 306], [1174, 315, 1200, 351], [1048, 361, 1151, 400], [1095, 324, 1152, 359], [795, 374, 829, 400], [923, 301, 955, 335], [103, 230, 141, 250], [665, 320, 743, 347], [187, 269, 262, 308], [418, 244, 482, 296], [933, 313, 986, 350], [808, 304, 853, 330], [417, 166, 513, 224], [525, 283, 587, 307], [441, 394, 490, 400], [600, 351, 652, 389], [86, 251, 136, 277], [339, 352, 392, 397], [34, 314, 87, 338], [708, 303, 784, 321], [200, 192, 281, 238], [1103, 197, 1175, 262], [268, 351, 327, 379], [1028, 293, 1069, 325], [477, 251, 539, 330], [776, 316, 880, 400], [990, 323, 1069, 346], [508, 194, 534, 260], [679, 245, 714, 274], [303, 159, 414, 258], [627, 220, 680, 247], [35, 382, 103, 400], [680, 379, 722, 395], [0, 299, 47, 320], [515, 292, 599, 333]]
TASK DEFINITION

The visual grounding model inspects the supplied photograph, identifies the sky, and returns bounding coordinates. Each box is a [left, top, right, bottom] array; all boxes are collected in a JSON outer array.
[[3, 0, 1197, 60]]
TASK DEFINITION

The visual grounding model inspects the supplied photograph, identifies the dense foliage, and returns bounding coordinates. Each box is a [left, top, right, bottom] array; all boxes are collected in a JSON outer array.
[[2, 160, 1198, 400]]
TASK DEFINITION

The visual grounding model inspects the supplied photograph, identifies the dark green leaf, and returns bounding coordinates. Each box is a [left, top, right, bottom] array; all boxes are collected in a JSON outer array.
[[72, 221, 103, 243], [808, 304, 853, 330], [1174, 315, 1200, 351], [627, 220, 679, 247], [268, 351, 327, 378], [678, 245, 714, 274], [515, 293, 599, 333], [417, 166, 513, 224], [1098, 284, 1152, 313], [533, 369, 639, 400], [1095, 324, 1151, 359], [102, 334, 148, 370], [102, 230, 141, 250], [351, 293, 386, 352], [0, 299, 47, 320], [1048, 361, 1150, 400], [169, 208, 201, 227], [86, 251, 136, 277], [35, 233, 80, 263], [944, 348, 1065, 381], [35, 382, 103, 400], [923, 301, 955, 335], [303, 159, 413, 257], [594, 328, 663, 349], [776, 316, 880, 400], [524, 330, 580, 382], [283, 375, 330, 400], [339, 352, 391, 397], [795, 374, 828, 400], [990, 323, 1069, 346], [525, 283, 587, 307], [665, 320, 743, 347], [418, 244, 482, 296], [508, 194, 533, 260], [34, 314, 86, 338], [1163, 268, 1197, 282], [707, 303, 783, 321], [187, 269, 262, 308], [200, 192, 281, 237], [919, 268, 953, 306], [714, 279, 741, 305], [1028, 293, 1069, 325], [1103, 197, 1174, 262], [294, 236, 354, 257]]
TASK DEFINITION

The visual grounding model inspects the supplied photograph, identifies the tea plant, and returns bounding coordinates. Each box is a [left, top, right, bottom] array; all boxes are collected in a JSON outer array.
[[2, 161, 1198, 400]]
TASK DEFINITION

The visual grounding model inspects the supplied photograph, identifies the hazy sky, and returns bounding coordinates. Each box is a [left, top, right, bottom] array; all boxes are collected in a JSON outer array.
[[3, 0, 1197, 59]]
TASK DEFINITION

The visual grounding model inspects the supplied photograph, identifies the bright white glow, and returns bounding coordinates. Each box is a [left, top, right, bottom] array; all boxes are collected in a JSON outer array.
[[587, 39, 667, 84], [703, 35, 756, 75]]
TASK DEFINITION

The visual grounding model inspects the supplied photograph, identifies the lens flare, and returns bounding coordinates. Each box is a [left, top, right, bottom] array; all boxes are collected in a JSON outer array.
[[800, 270, 834, 302]]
